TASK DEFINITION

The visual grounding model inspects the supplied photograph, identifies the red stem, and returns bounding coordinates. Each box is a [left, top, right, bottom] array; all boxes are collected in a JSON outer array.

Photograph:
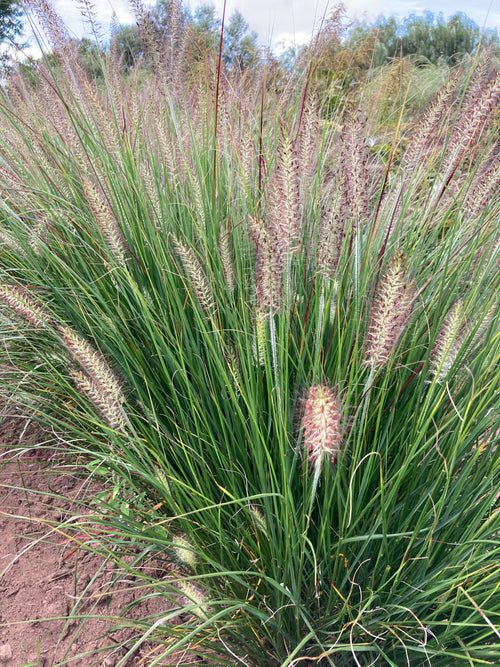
[[213, 0, 227, 209]]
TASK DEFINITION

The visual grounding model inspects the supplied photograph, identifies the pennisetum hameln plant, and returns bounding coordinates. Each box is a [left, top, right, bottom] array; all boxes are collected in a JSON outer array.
[[0, 1, 498, 665]]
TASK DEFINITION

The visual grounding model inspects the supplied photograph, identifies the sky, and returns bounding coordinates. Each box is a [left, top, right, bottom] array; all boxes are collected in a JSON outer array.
[[23, 0, 500, 57]]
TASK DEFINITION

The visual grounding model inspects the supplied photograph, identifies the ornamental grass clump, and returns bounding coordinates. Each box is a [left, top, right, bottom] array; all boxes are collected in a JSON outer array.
[[0, 2, 499, 665]]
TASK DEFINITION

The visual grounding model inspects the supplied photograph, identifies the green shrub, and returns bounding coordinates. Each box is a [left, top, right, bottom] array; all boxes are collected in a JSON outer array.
[[0, 3, 499, 665]]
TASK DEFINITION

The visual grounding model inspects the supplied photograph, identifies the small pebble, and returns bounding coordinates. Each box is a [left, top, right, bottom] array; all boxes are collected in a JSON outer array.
[[0, 643, 12, 662]]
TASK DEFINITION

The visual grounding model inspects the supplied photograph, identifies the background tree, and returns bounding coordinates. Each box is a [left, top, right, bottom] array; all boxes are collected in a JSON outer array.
[[111, 24, 145, 71], [223, 10, 258, 70], [152, 0, 191, 36], [189, 3, 221, 63], [347, 11, 499, 67], [0, 0, 25, 71]]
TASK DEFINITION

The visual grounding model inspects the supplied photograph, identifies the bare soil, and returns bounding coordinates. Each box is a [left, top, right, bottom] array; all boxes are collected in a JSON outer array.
[[0, 416, 193, 667]]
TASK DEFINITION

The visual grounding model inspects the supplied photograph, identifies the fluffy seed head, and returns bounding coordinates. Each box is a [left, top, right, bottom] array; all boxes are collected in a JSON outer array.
[[317, 184, 344, 281], [172, 534, 197, 569], [337, 107, 370, 231], [155, 467, 172, 496], [403, 70, 459, 174], [441, 70, 500, 182], [0, 232, 24, 255], [364, 252, 414, 369], [218, 225, 236, 293], [248, 217, 284, 314], [172, 236, 215, 316], [26, 0, 69, 51], [429, 301, 464, 383], [70, 369, 125, 430], [0, 284, 52, 329], [178, 581, 212, 621], [61, 327, 125, 429], [248, 504, 267, 536], [61, 327, 124, 399], [463, 150, 500, 221], [268, 132, 301, 253], [301, 385, 342, 467], [297, 95, 320, 184], [83, 178, 126, 266]]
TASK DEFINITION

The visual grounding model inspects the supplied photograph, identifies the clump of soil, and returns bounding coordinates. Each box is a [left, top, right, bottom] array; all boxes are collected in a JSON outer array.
[[0, 416, 186, 667]]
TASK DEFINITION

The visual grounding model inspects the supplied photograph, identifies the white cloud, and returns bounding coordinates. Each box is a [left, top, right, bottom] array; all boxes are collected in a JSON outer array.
[[186, 0, 499, 51], [187, 0, 329, 47], [49, 1, 152, 37], [16, 0, 500, 61]]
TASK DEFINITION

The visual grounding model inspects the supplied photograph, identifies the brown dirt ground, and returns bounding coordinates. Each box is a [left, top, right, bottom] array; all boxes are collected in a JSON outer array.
[[0, 416, 205, 667]]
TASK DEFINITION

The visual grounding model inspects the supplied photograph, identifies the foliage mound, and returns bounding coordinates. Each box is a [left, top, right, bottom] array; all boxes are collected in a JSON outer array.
[[0, 2, 499, 665]]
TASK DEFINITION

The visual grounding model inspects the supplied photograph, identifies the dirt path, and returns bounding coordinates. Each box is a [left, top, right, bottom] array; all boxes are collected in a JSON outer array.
[[0, 417, 184, 667]]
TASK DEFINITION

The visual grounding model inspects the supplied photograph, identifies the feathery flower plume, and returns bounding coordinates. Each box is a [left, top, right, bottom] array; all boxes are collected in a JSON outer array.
[[225, 344, 242, 396], [165, 0, 183, 53], [139, 162, 160, 217], [155, 108, 178, 188], [130, 0, 165, 79], [172, 534, 197, 569], [317, 109, 370, 280], [0, 231, 24, 256], [178, 581, 212, 621], [190, 176, 206, 237], [171, 237, 215, 316], [62, 327, 123, 397], [297, 95, 320, 185], [216, 86, 232, 154], [440, 70, 500, 186], [29, 218, 48, 256], [268, 131, 301, 254], [155, 467, 172, 497], [429, 301, 464, 383], [218, 224, 236, 293], [248, 504, 268, 536], [317, 183, 344, 281], [337, 107, 370, 232], [469, 303, 496, 352], [78, 0, 105, 48], [0, 284, 52, 329], [463, 147, 500, 221], [83, 178, 126, 266], [252, 309, 267, 367], [248, 217, 284, 315], [364, 252, 414, 369], [61, 327, 125, 429], [402, 69, 460, 175], [25, 0, 69, 53], [458, 48, 492, 118], [238, 128, 254, 195], [70, 369, 125, 430], [302, 385, 342, 468], [164, 0, 189, 87]]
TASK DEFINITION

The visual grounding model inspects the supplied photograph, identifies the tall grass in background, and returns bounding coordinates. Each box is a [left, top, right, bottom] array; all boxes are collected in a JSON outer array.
[[0, 1, 499, 664]]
